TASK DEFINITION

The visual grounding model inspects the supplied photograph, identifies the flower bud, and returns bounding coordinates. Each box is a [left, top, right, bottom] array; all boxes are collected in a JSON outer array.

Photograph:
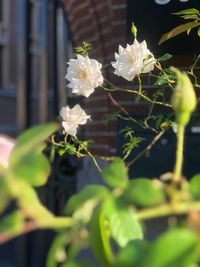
[[170, 67, 196, 127]]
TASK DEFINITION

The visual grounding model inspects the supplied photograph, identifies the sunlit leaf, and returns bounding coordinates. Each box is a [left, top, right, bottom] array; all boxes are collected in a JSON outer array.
[[173, 9, 199, 16], [159, 21, 200, 44], [103, 197, 143, 247]]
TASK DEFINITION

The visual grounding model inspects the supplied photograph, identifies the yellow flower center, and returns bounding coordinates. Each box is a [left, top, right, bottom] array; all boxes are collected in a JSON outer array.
[[79, 68, 88, 79]]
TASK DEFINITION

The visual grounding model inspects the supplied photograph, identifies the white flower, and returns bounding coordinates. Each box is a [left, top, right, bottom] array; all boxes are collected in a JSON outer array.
[[0, 135, 15, 168], [112, 40, 156, 81], [60, 104, 91, 136], [65, 54, 103, 97]]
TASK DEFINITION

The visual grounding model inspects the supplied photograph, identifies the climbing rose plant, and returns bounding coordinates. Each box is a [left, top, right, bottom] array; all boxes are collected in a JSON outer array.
[[0, 8, 200, 267]]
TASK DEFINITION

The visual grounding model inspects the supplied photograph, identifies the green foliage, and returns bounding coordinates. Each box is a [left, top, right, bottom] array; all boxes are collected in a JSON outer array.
[[103, 197, 143, 247], [140, 229, 199, 267], [0, 212, 23, 235], [10, 123, 57, 166], [75, 42, 91, 56], [122, 178, 165, 208], [120, 127, 144, 160], [66, 185, 109, 214], [159, 8, 200, 44], [154, 68, 176, 86], [102, 158, 128, 188], [157, 53, 172, 62], [90, 206, 114, 266], [190, 174, 200, 200]]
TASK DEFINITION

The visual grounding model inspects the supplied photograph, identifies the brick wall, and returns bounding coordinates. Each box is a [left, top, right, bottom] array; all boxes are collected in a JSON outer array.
[[64, 0, 127, 156]]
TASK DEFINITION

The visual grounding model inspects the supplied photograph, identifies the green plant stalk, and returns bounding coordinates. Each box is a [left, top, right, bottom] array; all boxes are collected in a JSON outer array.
[[174, 125, 185, 182], [137, 201, 200, 221]]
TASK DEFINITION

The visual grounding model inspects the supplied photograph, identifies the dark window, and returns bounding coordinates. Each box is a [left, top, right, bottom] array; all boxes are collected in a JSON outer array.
[[127, 0, 200, 56]]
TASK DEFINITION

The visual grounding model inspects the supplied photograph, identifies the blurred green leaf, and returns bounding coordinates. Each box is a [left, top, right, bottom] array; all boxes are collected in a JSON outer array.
[[103, 197, 143, 247], [102, 158, 128, 189], [11, 150, 50, 186], [159, 21, 200, 45], [10, 123, 58, 166], [157, 53, 172, 62], [65, 185, 108, 214], [90, 206, 114, 266], [141, 229, 199, 267], [115, 240, 148, 267], [198, 27, 200, 37], [0, 175, 9, 212], [190, 174, 200, 200], [0, 212, 23, 235], [123, 178, 164, 208]]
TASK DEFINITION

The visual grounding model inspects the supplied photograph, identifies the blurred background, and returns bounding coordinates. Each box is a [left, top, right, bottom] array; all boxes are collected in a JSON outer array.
[[0, 0, 199, 266]]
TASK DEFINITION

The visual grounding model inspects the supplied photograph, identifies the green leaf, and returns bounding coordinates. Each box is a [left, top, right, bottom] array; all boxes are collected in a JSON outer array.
[[123, 178, 165, 208], [198, 27, 200, 37], [0, 175, 9, 212], [0, 212, 24, 234], [157, 53, 172, 62], [141, 229, 199, 267], [90, 206, 114, 266], [103, 197, 143, 247], [65, 185, 108, 214], [181, 14, 199, 20], [11, 150, 50, 186], [102, 158, 128, 189], [159, 21, 200, 44], [10, 123, 58, 166], [173, 8, 199, 16], [115, 240, 148, 267], [190, 174, 200, 200]]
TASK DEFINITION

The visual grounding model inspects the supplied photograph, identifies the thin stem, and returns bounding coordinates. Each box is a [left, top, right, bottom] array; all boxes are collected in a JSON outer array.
[[0, 217, 72, 245], [0, 221, 37, 245], [174, 125, 184, 183], [73, 136, 102, 173], [102, 85, 172, 108], [127, 131, 165, 167], [137, 75, 142, 94], [107, 92, 158, 133], [39, 217, 72, 229], [137, 201, 200, 221]]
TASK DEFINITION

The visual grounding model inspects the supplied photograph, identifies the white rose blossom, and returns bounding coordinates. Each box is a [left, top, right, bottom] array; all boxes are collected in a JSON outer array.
[[0, 135, 15, 168], [65, 54, 104, 97], [112, 39, 156, 81], [60, 104, 91, 136]]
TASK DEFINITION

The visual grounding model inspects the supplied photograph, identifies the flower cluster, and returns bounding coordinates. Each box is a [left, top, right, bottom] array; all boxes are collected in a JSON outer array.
[[60, 39, 156, 136]]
